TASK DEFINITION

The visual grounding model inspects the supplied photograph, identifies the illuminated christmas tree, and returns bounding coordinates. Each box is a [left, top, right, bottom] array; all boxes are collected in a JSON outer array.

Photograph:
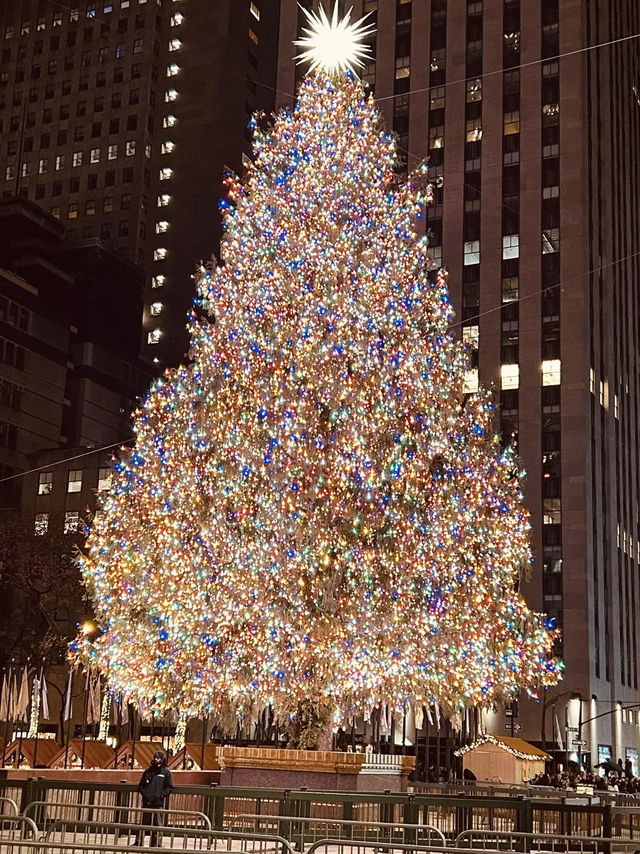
[[75, 6, 560, 736]]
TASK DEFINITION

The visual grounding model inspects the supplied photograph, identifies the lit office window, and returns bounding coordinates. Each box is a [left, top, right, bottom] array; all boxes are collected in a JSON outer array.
[[152, 275, 165, 288], [463, 241, 480, 266], [541, 359, 561, 386], [68, 469, 83, 492], [97, 467, 112, 491], [157, 194, 171, 207], [156, 221, 169, 233], [154, 248, 167, 260], [167, 64, 180, 77], [150, 302, 163, 316], [64, 511, 80, 533], [38, 472, 53, 495], [502, 234, 519, 260], [463, 368, 479, 395], [34, 513, 49, 535], [148, 328, 161, 344], [501, 364, 519, 390]]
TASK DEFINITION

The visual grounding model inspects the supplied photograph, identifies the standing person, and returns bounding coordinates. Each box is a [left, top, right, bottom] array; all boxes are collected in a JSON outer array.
[[134, 750, 174, 846]]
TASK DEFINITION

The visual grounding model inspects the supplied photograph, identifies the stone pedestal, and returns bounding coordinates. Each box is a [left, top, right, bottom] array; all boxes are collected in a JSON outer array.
[[219, 747, 415, 792]]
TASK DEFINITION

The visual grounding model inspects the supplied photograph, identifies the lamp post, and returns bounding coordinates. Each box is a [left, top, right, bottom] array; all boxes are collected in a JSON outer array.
[[578, 703, 640, 773], [540, 690, 581, 756]]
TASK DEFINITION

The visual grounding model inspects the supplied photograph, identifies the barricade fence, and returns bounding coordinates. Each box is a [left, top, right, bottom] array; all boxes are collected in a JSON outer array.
[[4, 779, 640, 843]]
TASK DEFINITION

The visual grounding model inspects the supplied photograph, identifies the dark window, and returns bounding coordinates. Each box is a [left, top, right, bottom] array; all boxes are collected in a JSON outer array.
[[109, 118, 119, 134], [126, 114, 137, 131]]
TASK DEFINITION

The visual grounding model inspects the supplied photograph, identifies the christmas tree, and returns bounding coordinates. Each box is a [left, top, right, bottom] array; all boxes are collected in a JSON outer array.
[[75, 6, 560, 735]]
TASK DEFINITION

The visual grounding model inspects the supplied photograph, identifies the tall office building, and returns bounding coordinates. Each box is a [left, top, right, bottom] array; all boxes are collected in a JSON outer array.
[[277, 0, 640, 768], [0, 0, 279, 368]]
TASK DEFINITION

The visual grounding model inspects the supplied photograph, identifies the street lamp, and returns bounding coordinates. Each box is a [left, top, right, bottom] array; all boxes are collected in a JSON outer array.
[[540, 689, 581, 757], [578, 702, 640, 774]]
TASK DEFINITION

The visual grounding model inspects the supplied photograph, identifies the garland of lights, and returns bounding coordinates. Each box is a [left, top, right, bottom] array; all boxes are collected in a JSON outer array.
[[73, 63, 561, 728], [27, 677, 40, 739], [455, 734, 551, 761]]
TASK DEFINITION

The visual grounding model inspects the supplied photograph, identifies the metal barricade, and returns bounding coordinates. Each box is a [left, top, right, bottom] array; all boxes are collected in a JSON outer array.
[[22, 800, 211, 832], [0, 816, 39, 841], [305, 840, 504, 854], [229, 813, 446, 847], [41, 821, 296, 853], [454, 828, 638, 853], [0, 829, 295, 854], [0, 800, 19, 818]]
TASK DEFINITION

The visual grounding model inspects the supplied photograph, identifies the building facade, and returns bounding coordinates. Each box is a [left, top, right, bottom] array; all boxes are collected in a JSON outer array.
[[0, 0, 280, 368], [277, 0, 640, 769], [0, 198, 151, 501]]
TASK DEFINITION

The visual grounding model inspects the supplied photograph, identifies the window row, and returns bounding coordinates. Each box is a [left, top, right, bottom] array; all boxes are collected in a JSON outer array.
[[5, 0, 153, 36], [38, 467, 112, 495], [4, 144, 138, 180]]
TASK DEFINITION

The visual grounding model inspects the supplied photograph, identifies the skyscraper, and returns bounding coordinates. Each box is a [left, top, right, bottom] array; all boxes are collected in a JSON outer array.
[[277, 0, 640, 768], [0, 0, 280, 368]]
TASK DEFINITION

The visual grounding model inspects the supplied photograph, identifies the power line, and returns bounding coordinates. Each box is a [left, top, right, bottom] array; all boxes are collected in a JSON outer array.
[[375, 31, 640, 103], [0, 440, 133, 484]]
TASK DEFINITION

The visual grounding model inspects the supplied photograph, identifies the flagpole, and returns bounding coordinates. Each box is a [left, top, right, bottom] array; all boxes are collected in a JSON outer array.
[[1, 663, 11, 768], [80, 672, 90, 769], [63, 668, 74, 769], [114, 693, 122, 769], [16, 659, 29, 770], [130, 704, 137, 769]]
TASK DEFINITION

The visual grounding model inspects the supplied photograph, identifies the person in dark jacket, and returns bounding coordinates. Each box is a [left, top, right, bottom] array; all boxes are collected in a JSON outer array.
[[134, 750, 174, 846]]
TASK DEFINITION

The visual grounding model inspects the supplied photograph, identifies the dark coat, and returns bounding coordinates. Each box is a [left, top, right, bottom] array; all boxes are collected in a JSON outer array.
[[138, 763, 174, 807]]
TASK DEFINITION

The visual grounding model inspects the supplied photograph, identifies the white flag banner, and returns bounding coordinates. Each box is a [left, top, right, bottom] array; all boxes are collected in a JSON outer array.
[[434, 704, 441, 731], [90, 675, 101, 725], [121, 696, 129, 727], [554, 712, 564, 751], [41, 674, 50, 720], [425, 705, 434, 726], [0, 673, 8, 721], [380, 705, 390, 735], [63, 668, 74, 722], [414, 705, 424, 730], [16, 666, 30, 722], [9, 673, 17, 722]]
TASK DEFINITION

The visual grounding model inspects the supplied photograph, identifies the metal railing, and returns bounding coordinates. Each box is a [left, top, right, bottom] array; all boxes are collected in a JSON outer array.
[[0, 829, 296, 854], [304, 840, 502, 854], [43, 822, 296, 852], [6, 778, 640, 843], [229, 813, 446, 847], [22, 800, 211, 831], [0, 799, 19, 817], [0, 815, 39, 840]]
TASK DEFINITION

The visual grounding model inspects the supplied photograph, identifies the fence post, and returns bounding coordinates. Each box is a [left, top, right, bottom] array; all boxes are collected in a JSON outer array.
[[342, 799, 353, 839], [19, 778, 36, 816], [403, 794, 417, 844], [602, 804, 612, 854], [515, 799, 533, 852]]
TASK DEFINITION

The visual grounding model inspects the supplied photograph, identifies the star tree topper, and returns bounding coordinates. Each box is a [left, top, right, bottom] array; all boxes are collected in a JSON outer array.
[[294, 3, 375, 77]]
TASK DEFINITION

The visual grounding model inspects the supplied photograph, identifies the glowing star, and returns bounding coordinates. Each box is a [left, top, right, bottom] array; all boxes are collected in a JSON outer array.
[[294, 3, 375, 77]]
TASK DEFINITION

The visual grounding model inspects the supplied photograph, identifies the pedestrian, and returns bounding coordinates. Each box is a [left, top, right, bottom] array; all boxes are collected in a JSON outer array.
[[134, 750, 174, 846]]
